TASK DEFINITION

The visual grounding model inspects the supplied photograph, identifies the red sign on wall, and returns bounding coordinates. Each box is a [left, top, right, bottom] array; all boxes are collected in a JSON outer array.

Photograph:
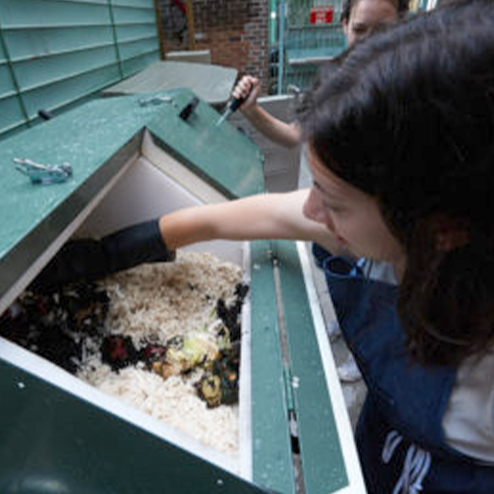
[[310, 5, 334, 24]]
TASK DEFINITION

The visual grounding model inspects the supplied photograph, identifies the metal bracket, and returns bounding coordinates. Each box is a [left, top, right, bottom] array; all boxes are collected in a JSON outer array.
[[179, 96, 200, 122], [138, 96, 177, 108], [13, 158, 73, 185]]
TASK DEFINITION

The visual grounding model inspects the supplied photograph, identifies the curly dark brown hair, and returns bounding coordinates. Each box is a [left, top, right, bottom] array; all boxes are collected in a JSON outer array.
[[300, 0, 494, 366]]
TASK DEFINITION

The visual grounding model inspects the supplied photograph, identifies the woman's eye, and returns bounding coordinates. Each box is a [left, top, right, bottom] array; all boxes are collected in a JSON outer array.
[[351, 24, 368, 36]]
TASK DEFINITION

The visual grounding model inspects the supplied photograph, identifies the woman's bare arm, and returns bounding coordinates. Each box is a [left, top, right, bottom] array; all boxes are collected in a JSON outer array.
[[159, 189, 349, 256]]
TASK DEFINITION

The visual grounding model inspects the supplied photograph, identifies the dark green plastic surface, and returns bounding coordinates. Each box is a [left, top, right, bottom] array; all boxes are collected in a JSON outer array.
[[0, 359, 271, 494], [250, 241, 296, 494], [272, 240, 348, 494], [0, 88, 264, 306], [145, 91, 265, 200], [0, 94, 353, 493]]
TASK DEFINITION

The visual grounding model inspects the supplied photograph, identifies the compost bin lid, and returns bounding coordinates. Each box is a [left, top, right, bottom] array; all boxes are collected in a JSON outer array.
[[0, 88, 264, 314]]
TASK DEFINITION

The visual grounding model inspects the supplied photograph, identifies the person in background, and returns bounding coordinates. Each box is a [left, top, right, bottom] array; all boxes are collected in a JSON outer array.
[[33, 1, 494, 490], [230, 0, 410, 150]]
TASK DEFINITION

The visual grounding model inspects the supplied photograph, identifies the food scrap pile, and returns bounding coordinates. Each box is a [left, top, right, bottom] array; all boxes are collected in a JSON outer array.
[[99, 279, 248, 408], [0, 251, 248, 455]]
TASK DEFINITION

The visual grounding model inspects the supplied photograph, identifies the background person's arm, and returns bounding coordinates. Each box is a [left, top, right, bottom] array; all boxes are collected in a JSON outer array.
[[232, 75, 302, 148]]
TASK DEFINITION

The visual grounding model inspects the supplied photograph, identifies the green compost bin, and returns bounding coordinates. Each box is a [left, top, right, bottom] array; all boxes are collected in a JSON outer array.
[[0, 89, 365, 494]]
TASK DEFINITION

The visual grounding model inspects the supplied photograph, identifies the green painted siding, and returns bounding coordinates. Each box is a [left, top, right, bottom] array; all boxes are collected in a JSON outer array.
[[0, 0, 160, 139]]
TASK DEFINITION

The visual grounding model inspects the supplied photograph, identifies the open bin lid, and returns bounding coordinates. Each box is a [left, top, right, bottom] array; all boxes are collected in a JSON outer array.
[[0, 89, 268, 494], [0, 88, 264, 315]]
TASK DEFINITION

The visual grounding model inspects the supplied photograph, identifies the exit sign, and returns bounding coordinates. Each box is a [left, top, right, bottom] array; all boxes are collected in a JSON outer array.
[[310, 5, 334, 24]]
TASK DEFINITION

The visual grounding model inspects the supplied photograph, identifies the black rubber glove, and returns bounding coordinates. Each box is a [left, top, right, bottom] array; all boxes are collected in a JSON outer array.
[[30, 219, 175, 292]]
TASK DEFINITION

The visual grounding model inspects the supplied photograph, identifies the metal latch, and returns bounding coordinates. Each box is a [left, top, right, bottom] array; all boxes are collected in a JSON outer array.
[[13, 158, 73, 185], [179, 96, 200, 122], [138, 96, 177, 107]]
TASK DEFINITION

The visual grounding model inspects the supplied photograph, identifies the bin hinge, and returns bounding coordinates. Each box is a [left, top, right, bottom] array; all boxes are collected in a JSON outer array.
[[283, 364, 300, 454]]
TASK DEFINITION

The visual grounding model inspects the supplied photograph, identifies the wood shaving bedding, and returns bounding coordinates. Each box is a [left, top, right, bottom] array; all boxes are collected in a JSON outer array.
[[77, 251, 244, 457]]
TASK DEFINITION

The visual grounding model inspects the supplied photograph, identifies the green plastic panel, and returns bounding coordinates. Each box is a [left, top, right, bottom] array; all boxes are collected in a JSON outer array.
[[13, 46, 117, 89], [250, 241, 296, 494], [0, 0, 111, 26], [273, 240, 348, 494], [0, 358, 271, 494], [0, 63, 15, 94], [112, 3, 157, 23], [121, 49, 160, 78], [0, 96, 24, 134], [119, 37, 158, 65], [0, 0, 160, 139], [5, 25, 116, 60], [0, 88, 264, 306], [21, 64, 122, 115], [146, 90, 265, 198]]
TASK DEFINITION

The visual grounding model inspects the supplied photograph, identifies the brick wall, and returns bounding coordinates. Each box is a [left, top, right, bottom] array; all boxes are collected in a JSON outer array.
[[158, 0, 270, 94]]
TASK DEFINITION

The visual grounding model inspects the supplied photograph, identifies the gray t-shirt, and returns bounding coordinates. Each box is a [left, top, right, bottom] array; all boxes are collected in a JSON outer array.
[[364, 260, 494, 464]]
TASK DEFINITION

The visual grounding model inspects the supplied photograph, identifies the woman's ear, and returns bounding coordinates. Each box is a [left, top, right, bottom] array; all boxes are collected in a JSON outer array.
[[432, 214, 470, 253]]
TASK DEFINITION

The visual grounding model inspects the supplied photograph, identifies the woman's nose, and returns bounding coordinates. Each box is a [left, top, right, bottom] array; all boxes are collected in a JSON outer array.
[[303, 189, 335, 231]]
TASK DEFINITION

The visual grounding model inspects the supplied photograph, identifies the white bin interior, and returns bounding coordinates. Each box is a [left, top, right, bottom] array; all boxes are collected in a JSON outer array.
[[0, 134, 253, 480]]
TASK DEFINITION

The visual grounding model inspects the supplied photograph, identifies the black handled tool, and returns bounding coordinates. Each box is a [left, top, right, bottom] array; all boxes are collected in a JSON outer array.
[[215, 97, 245, 127]]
